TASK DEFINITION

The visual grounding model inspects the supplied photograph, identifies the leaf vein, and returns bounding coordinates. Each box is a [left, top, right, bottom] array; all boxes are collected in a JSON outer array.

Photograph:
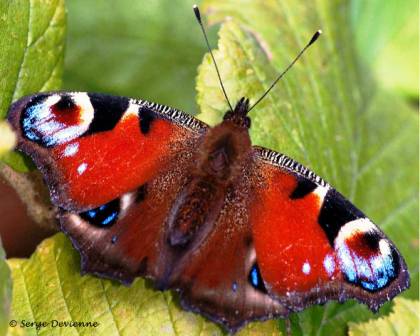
[[51, 245, 81, 336], [11, 0, 31, 102], [99, 279, 121, 335], [16, 263, 37, 326], [27, 0, 60, 48]]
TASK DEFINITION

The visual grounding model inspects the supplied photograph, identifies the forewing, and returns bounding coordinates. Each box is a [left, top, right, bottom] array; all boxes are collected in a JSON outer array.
[[7, 92, 207, 211]]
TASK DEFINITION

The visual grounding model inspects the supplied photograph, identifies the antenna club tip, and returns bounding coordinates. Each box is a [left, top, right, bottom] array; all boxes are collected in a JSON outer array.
[[308, 29, 322, 46], [193, 4, 201, 22]]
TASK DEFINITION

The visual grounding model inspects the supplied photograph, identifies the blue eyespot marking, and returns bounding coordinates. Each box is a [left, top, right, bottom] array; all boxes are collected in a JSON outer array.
[[80, 199, 120, 228], [22, 104, 45, 142], [102, 212, 117, 225], [232, 282, 238, 292], [337, 239, 398, 292], [86, 210, 97, 218], [248, 264, 267, 293], [252, 268, 259, 287]]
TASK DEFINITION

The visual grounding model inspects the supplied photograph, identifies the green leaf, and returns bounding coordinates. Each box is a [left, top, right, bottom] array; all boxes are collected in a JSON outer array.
[[0, 238, 11, 336], [348, 298, 419, 335], [351, 0, 418, 101], [197, 0, 418, 334], [0, 0, 66, 171], [63, 0, 217, 115], [7, 234, 280, 336]]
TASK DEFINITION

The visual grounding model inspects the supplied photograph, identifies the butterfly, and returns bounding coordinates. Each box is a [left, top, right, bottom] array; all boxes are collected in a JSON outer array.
[[6, 5, 409, 334]]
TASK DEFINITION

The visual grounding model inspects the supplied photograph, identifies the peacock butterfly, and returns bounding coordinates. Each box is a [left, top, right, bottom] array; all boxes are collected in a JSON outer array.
[[6, 5, 409, 333]]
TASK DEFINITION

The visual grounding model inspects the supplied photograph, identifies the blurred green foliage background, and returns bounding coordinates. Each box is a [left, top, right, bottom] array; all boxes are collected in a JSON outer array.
[[63, 0, 418, 112], [64, 0, 217, 114]]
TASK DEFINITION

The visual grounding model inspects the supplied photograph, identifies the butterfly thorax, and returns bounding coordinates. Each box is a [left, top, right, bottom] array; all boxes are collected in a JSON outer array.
[[167, 98, 252, 247], [222, 97, 251, 129]]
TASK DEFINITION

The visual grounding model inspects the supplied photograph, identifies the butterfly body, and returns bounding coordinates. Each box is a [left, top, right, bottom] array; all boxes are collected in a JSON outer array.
[[7, 91, 409, 332], [168, 98, 252, 247]]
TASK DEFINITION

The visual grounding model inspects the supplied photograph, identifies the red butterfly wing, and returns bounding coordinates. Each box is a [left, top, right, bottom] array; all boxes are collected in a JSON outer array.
[[8, 92, 207, 211], [251, 147, 409, 311]]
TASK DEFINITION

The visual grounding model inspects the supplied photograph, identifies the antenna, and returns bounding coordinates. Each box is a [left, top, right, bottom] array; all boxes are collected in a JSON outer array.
[[248, 30, 322, 112], [193, 4, 233, 112]]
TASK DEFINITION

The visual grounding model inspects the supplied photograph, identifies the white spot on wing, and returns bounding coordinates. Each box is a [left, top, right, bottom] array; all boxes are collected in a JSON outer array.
[[120, 193, 134, 211], [121, 101, 140, 120], [77, 163, 88, 175], [63, 143, 79, 157], [71, 92, 94, 126], [53, 126, 86, 144], [379, 238, 391, 256], [36, 120, 64, 134], [302, 261, 311, 275], [45, 94, 61, 107], [323, 254, 335, 276], [313, 185, 329, 206]]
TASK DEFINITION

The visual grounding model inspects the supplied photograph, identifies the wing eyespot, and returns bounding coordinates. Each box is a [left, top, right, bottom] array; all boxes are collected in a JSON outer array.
[[80, 199, 120, 228], [334, 218, 400, 292]]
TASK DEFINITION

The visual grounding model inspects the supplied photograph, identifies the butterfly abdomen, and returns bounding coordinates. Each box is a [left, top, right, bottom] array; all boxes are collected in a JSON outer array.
[[167, 179, 223, 247]]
